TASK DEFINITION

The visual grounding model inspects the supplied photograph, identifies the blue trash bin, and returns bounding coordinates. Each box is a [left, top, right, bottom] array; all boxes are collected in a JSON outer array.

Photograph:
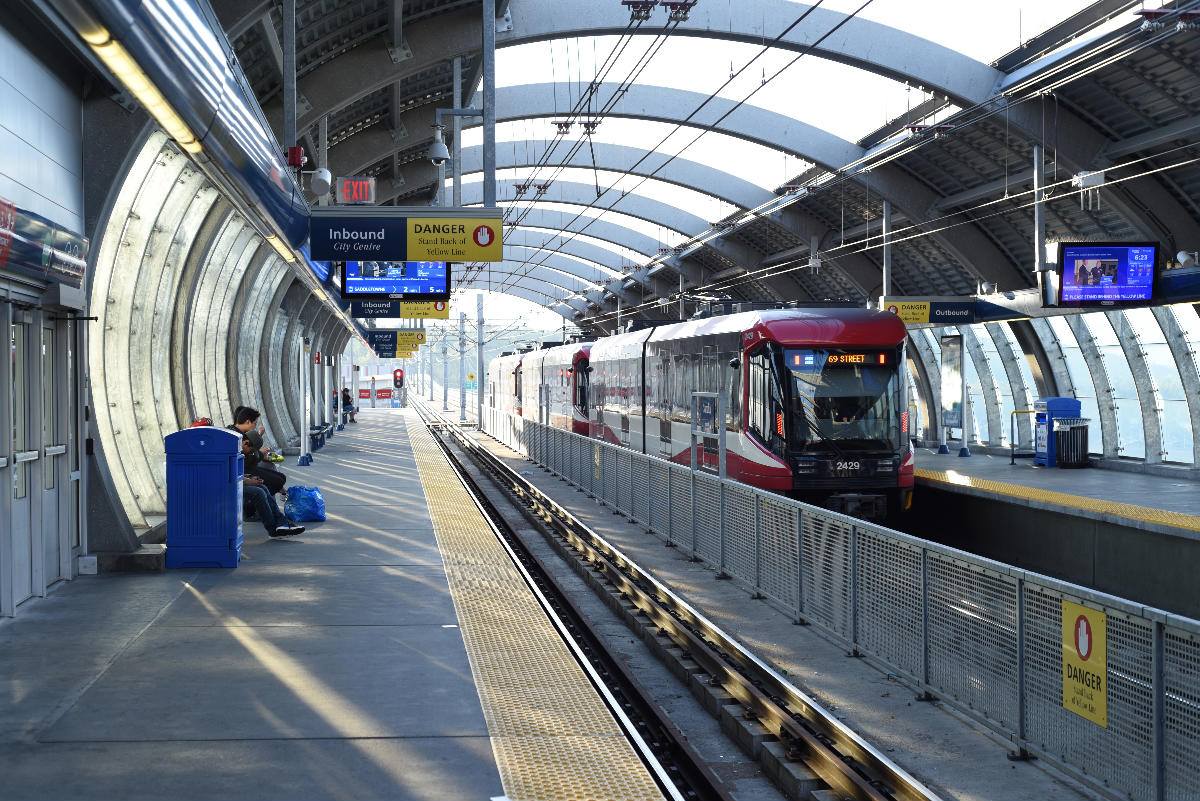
[[164, 427, 244, 568], [1033, 397, 1082, 467]]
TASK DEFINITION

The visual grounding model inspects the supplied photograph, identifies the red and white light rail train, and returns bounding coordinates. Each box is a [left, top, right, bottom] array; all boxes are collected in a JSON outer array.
[[486, 307, 914, 519]]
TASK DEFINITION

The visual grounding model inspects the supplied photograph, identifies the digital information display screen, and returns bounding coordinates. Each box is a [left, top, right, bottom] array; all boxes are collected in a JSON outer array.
[[790, 350, 889, 369], [1057, 242, 1156, 307], [340, 261, 450, 301]]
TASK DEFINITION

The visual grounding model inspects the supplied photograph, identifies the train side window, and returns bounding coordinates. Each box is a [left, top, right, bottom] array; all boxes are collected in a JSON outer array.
[[575, 360, 589, 414], [748, 345, 785, 457]]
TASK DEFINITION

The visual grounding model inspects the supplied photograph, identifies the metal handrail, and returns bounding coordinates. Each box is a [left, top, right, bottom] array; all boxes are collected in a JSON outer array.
[[1010, 409, 1036, 464]]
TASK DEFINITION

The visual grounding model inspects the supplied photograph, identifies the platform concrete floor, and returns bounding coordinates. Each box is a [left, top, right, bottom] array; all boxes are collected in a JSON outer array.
[[914, 448, 1200, 526], [0, 412, 504, 801]]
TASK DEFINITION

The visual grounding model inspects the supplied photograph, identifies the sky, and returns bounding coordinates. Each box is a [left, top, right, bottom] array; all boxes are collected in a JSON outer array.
[[443, 0, 1126, 326]]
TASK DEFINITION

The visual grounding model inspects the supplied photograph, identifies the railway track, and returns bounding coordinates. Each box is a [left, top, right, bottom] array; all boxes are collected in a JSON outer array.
[[416, 405, 735, 801], [417, 402, 943, 801]]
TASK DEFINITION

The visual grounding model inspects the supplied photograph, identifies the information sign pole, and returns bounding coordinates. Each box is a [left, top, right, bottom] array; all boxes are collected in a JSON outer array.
[[371, 376, 376, 408], [441, 335, 448, 411], [458, 312, 466, 423]]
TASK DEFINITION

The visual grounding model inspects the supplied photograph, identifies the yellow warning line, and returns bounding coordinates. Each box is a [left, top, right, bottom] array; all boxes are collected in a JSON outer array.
[[406, 413, 667, 801], [915, 468, 1200, 533]]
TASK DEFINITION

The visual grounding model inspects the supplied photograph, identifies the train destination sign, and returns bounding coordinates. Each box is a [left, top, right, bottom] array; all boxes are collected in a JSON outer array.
[[310, 207, 502, 262]]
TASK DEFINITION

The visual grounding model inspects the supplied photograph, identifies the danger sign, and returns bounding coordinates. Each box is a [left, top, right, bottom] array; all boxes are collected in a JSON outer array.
[[1062, 600, 1107, 727]]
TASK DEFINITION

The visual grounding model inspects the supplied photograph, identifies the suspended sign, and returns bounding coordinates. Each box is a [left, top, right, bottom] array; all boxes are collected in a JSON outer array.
[[884, 297, 975, 325], [310, 207, 502, 261], [348, 300, 450, 319]]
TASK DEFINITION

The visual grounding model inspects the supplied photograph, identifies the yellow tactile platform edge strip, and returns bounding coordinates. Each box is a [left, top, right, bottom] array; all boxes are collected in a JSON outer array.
[[406, 413, 667, 801], [915, 468, 1200, 533]]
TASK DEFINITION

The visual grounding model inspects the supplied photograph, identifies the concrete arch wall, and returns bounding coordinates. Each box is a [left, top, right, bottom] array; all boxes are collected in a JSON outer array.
[[87, 133, 352, 529]]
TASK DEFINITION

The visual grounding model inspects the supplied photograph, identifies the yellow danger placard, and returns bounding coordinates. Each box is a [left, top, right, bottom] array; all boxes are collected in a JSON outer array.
[[398, 301, 450, 319], [1062, 600, 1107, 727], [407, 216, 502, 262], [885, 301, 931, 324], [395, 330, 426, 347]]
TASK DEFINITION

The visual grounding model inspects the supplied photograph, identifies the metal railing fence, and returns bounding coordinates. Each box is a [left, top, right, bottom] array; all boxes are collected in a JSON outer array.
[[481, 409, 1200, 801]]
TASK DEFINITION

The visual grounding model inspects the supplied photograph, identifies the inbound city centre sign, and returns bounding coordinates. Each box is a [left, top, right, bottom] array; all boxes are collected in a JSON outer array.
[[310, 206, 502, 262]]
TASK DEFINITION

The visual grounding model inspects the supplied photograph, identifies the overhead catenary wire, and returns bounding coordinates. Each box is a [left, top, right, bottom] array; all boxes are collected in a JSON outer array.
[[490, 0, 849, 295], [581, 146, 1200, 328], [474, 2, 1196, 319]]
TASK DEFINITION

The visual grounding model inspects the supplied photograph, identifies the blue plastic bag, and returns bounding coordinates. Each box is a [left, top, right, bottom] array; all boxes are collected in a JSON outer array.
[[284, 485, 326, 522]]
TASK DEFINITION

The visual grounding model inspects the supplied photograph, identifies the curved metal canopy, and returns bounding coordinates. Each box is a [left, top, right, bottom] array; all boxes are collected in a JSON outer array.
[[208, 0, 1200, 327]]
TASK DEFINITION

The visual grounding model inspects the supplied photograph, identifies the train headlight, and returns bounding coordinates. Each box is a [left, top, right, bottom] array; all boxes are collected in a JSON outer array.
[[876, 458, 896, 471]]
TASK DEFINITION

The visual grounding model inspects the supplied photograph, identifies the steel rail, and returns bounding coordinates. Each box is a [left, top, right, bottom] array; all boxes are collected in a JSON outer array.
[[417, 400, 944, 801]]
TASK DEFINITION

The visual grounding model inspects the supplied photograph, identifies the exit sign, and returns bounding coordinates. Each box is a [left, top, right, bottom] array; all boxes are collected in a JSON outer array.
[[336, 176, 376, 205]]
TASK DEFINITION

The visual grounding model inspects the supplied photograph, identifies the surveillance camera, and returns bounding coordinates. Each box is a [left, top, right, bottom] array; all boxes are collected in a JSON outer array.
[[310, 167, 331, 196], [428, 140, 450, 166], [428, 124, 450, 166]]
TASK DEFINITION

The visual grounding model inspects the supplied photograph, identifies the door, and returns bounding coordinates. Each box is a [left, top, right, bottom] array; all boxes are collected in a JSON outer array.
[[40, 321, 68, 585], [10, 317, 37, 604]]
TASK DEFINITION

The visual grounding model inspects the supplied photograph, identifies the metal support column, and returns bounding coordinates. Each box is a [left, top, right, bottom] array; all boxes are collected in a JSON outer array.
[[1034, 144, 1052, 306], [441, 336, 448, 411], [453, 56, 463, 208], [477, 294, 484, 425], [298, 338, 312, 465], [482, 0, 497, 207], [283, 0, 296, 149], [318, 115, 329, 206], [458, 311, 466, 422], [881, 200, 891, 307]]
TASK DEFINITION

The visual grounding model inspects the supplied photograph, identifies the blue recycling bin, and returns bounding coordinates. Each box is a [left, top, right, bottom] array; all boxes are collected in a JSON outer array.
[[1034, 397, 1082, 467], [164, 427, 244, 568]]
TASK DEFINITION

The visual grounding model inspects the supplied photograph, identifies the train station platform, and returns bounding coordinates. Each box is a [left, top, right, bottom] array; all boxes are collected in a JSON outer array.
[[913, 448, 1200, 539], [0, 410, 669, 801], [911, 447, 1200, 618]]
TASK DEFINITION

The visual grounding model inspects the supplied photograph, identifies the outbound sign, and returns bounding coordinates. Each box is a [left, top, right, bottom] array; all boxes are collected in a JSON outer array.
[[1062, 600, 1107, 727], [884, 297, 975, 325], [310, 207, 502, 262], [349, 300, 450, 319]]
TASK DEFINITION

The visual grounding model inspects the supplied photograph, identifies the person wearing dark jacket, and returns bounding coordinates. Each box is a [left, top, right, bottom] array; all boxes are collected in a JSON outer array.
[[230, 406, 286, 497], [239, 436, 303, 538], [340, 388, 357, 423]]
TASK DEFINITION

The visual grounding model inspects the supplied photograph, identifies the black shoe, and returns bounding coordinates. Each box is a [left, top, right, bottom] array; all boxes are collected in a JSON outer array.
[[269, 525, 304, 537]]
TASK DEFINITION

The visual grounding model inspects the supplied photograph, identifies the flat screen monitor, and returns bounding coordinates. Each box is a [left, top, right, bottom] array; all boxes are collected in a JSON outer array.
[[1057, 242, 1156, 307], [340, 261, 450, 301]]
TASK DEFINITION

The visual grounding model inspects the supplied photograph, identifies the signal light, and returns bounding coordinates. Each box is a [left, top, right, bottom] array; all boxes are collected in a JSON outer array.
[[879, 354, 887, 364], [393, 368, 404, 388]]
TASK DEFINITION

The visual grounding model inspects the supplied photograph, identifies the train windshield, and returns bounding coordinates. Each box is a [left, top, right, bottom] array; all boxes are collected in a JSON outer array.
[[783, 348, 898, 452]]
